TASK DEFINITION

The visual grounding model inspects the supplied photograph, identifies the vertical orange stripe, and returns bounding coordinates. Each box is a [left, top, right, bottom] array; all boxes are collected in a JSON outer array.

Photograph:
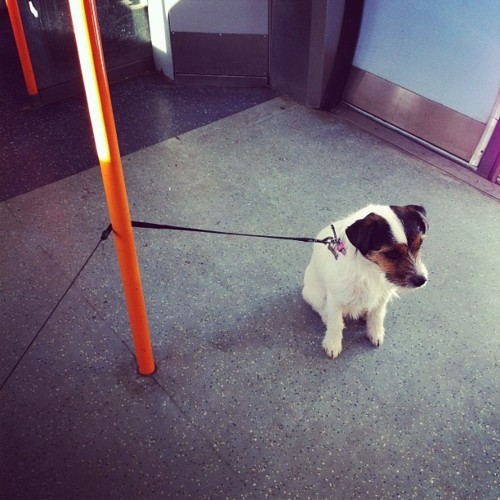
[[6, 0, 38, 96], [69, 0, 155, 375]]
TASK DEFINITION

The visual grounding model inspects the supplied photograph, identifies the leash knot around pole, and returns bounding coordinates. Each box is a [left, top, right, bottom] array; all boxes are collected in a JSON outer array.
[[101, 224, 113, 241]]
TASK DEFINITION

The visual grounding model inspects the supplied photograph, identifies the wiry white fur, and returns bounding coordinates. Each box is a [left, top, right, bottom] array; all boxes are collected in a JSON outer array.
[[303, 205, 414, 359]]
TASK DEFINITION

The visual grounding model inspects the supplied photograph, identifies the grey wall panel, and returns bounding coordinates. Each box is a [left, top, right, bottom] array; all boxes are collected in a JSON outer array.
[[169, 0, 268, 34], [171, 32, 268, 77], [269, 1, 312, 103], [166, 0, 269, 84], [270, 0, 362, 108]]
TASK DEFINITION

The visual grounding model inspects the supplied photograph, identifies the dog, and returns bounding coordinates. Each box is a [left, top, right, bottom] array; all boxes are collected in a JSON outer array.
[[302, 204, 428, 359]]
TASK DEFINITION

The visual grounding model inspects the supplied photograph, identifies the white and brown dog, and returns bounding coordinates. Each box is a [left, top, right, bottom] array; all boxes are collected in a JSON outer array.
[[303, 204, 428, 359]]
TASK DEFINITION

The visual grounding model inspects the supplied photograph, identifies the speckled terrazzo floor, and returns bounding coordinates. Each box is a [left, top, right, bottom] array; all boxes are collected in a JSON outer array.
[[1, 93, 499, 499]]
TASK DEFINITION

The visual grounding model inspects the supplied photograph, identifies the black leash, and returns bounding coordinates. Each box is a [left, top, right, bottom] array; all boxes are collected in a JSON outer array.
[[131, 220, 318, 243], [0, 224, 114, 392], [129, 220, 346, 259], [3, 220, 344, 392]]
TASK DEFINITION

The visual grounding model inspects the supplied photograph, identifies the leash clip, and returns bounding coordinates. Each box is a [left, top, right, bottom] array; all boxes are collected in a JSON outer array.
[[322, 224, 346, 260]]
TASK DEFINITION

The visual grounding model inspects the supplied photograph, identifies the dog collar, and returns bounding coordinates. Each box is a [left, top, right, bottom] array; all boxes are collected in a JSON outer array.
[[324, 224, 346, 260]]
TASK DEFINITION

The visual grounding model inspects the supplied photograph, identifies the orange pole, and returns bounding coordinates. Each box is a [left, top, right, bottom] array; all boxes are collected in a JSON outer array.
[[6, 0, 38, 96], [68, 0, 155, 375]]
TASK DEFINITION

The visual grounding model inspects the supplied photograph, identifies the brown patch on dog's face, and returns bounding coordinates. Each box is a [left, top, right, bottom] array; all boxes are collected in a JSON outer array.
[[366, 242, 427, 288], [410, 233, 425, 257]]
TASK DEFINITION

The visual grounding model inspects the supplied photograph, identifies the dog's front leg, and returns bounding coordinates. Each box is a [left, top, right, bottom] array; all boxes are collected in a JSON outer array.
[[322, 293, 344, 359], [366, 299, 388, 347]]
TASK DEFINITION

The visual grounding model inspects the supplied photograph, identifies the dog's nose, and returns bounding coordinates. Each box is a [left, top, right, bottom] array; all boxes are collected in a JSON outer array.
[[411, 275, 427, 288]]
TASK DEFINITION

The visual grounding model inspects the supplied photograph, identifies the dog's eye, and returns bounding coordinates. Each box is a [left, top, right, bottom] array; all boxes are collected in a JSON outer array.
[[384, 250, 401, 260]]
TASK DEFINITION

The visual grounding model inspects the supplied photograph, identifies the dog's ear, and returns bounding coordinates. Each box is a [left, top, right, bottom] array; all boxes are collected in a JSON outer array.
[[408, 205, 428, 234], [392, 204, 428, 235], [408, 205, 426, 217], [345, 213, 393, 255]]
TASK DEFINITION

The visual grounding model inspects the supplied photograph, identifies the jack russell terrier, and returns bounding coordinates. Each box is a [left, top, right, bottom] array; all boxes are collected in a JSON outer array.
[[303, 204, 428, 359]]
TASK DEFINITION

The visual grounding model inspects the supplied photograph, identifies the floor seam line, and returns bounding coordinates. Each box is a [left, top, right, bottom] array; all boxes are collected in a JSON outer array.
[[147, 370, 252, 493]]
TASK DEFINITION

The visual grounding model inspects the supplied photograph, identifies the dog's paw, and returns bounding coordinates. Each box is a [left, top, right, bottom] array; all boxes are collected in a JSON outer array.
[[367, 328, 385, 348], [322, 335, 342, 359]]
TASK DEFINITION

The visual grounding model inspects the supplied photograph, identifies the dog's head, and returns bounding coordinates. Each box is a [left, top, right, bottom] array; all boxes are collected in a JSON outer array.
[[345, 205, 428, 288]]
